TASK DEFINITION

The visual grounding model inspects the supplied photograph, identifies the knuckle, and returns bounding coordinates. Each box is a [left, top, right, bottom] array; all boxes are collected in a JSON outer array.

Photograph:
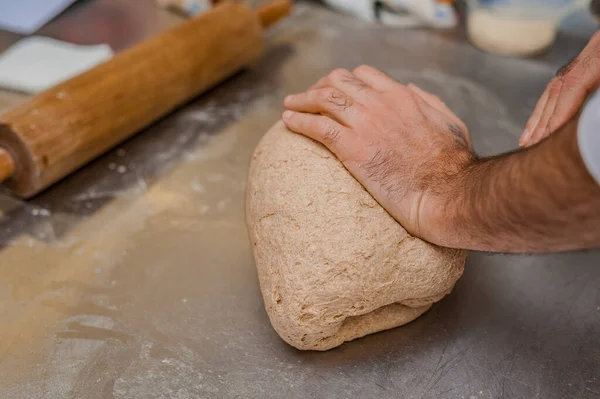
[[431, 93, 444, 104], [319, 123, 342, 145], [323, 88, 353, 110], [315, 89, 330, 105], [329, 68, 351, 82], [561, 73, 584, 90], [353, 65, 371, 74], [340, 72, 366, 88], [318, 88, 334, 103], [406, 88, 420, 100]]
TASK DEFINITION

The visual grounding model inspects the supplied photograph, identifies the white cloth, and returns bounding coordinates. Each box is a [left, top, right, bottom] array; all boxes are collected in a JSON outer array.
[[0, 0, 78, 34], [322, 0, 457, 28], [0, 36, 113, 94], [578, 90, 600, 185]]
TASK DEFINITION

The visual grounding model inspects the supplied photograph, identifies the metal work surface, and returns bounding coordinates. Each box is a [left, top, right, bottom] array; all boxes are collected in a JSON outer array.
[[0, 1, 599, 398]]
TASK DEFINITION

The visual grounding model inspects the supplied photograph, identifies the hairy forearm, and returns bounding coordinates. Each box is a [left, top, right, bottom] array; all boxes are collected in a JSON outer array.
[[440, 118, 600, 253]]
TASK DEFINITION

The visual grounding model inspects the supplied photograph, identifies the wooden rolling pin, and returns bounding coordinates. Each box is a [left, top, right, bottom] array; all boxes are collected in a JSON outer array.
[[0, 0, 292, 198]]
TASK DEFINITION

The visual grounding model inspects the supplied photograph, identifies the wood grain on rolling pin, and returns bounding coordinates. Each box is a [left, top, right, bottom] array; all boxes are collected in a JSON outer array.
[[0, 1, 279, 198], [257, 0, 293, 28], [0, 148, 14, 183]]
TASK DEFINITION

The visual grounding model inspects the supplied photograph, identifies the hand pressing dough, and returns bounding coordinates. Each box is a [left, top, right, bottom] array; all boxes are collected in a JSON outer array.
[[246, 121, 467, 351]]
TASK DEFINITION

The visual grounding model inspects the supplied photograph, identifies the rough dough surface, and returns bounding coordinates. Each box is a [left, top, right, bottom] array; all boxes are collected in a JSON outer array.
[[246, 121, 467, 351]]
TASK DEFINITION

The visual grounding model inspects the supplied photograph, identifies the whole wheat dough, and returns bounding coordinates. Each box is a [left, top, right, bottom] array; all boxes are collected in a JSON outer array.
[[246, 121, 467, 351]]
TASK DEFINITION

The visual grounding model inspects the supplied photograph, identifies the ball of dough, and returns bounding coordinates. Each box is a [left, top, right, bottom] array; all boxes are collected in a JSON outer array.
[[246, 122, 467, 351]]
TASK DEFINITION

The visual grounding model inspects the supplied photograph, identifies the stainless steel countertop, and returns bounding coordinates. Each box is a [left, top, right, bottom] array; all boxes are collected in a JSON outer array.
[[0, 1, 599, 398]]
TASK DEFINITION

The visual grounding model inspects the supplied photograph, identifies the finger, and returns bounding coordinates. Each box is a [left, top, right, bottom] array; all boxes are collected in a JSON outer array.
[[526, 78, 561, 147], [411, 91, 473, 150], [282, 110, 352, 158], [307, 75, 328, 91], [352, 65, 400, 92], [402, 86, 474, 151], [546, 79, 588, 134], [521, 86, 549, 147], [408, 84, 451, 114], [525, 31, 600, 146], [546, 53, 600, 134], [308, 69, 362, 91], [284, 88, 362, 127], [306, 68, 376, 106], [308, 69, 354, 91], [408, 84, 469, 135]]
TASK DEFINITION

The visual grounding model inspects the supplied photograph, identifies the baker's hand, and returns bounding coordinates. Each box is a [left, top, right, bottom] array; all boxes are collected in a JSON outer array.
[[520, 30, 600, 147], [282, 65, 476, 243]]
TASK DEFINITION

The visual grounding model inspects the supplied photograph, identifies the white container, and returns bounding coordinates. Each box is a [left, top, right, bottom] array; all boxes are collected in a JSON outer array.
[[467, 0, 589, 57]]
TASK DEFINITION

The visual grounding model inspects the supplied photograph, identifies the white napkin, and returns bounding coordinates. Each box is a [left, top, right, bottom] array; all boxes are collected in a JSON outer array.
[[0, 0, 79, 35], [0, 36, 113, 94]]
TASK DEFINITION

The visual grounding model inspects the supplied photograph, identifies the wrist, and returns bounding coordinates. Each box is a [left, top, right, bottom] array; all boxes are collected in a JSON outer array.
[[419, 161, 484, 249], [419, 116, 600, 253]]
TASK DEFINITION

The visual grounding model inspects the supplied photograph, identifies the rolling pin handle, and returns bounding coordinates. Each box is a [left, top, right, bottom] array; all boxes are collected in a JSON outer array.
[[0, 147, 15, 184], [257, 0, 293, 28]]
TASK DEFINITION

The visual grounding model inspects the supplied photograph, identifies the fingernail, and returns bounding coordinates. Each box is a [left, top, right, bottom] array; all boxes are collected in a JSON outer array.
[[284, 95, 294, 105], [282, 110, 294, 120]]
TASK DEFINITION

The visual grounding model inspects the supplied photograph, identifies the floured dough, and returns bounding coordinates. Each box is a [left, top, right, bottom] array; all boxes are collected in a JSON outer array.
[[246, 121, 467, 351]]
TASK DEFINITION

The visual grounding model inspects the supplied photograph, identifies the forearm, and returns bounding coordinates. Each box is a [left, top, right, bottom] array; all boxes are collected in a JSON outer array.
[[439, 118, 600, 253]]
